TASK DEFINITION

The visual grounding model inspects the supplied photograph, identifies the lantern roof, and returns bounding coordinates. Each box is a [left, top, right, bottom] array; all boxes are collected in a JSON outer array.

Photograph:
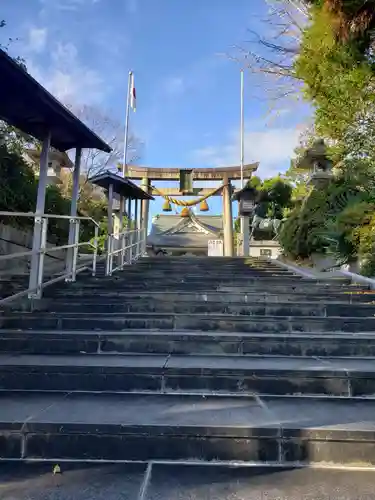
[[232, 185, 258, 202]]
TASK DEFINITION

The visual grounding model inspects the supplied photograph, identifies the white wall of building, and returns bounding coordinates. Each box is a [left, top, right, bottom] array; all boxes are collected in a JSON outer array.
[[249, 240, 281, 259]]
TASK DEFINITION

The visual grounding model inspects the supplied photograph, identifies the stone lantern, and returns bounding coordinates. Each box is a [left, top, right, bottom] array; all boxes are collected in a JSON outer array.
[[232, 185, 258, 256], [297, 139, 334, 188], [233, 185, 258, 217]]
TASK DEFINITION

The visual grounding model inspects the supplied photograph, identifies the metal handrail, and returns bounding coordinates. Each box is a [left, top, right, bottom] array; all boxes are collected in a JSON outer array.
[[0, 211, 146, 303], [0, 240, 96, 262], [0, 212, 100, 304], [106, 227, 146, 275], [0, 211, 100, 227], [0, 264, 91, 306]]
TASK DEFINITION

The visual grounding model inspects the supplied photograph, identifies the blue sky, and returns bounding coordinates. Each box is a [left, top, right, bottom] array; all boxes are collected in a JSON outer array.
[[1, 0, 312, 216]]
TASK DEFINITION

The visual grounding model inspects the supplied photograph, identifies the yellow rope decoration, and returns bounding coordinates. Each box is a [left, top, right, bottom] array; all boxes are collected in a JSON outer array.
[[151, 184, 224, 207]]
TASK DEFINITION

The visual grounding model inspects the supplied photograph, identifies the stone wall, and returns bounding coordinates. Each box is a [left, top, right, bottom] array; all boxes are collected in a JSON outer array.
[[0, 224, 66, 276], [311, 253, 361, 274]]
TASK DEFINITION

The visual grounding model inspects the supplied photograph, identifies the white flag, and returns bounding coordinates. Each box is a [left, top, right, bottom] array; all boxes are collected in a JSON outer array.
[[130, 73, 136, 112]]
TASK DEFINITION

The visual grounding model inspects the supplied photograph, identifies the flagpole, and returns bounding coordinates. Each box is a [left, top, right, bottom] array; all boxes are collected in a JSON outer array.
[[122, 70, 132, 178], [240, 68, 244, 189], [240, 68, 249, 256]]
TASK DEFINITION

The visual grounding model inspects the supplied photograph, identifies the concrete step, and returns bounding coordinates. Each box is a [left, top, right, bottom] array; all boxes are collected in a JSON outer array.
[[100, 266, 297, 273], [1, 353, 375, 397], [66, 277, 313, 289], [46, 283, 364, 297], [27, 299, 375, 317], [135, 260, 288, 270], [3, 312, 375, 333], [39, 290, 375, 304], [4, 464, 375, 500], [83, 271, 299, 282], [217, 283, 364, 294], [2, 330, 375, 357], [1, 392, 375, 464], [129, 259, 278, 264], [122, 264, 295, 271]]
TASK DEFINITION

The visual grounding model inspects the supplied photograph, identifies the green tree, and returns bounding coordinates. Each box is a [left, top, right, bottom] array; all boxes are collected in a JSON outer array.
[[277, 0, 375, 275], [295, 6, 375, 142]]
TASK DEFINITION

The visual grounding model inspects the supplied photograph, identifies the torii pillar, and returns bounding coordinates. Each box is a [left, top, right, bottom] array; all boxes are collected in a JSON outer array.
[[222, 174, 234, 257]]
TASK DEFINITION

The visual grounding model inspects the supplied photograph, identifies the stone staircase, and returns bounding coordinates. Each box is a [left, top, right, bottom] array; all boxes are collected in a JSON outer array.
[[1, 257, 375, 466]]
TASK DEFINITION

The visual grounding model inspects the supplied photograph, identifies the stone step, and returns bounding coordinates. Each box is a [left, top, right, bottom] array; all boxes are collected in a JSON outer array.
[[66, 277, 313, 289], [84, 271, 298, 281], [138, 257, 268, 263], [1, 392, 375, 464], [28, 299, 375, 317], [136, 261, 284, 269], [46, 283, 364, 296], [124, 264, 293, 271], [3, 312, 375, 333], [117, 262, 293, 270], [1, 330, 375, 357], [1, 353, 375, 397], [39, 290, 375, 304], [131, 265, 285, 272], [217, 283, 364, 294]]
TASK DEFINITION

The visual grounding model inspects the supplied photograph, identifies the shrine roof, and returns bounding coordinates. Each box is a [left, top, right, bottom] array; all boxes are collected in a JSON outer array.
[[147, 214, 222, 249], [89, 171, 154, 200]]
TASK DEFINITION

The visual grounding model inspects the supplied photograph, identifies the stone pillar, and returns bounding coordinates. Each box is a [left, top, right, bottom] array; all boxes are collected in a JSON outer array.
[[141, 177, 151, 238], [222, 174, 234, 257], [242, 216, 250, 257]]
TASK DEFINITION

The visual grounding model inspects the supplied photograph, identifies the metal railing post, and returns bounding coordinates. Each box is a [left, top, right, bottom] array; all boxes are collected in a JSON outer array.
[[134, 229, 138, 260], [105, 235, 111, 276], [92, 225, 98, 276], [65, 218, 80, 282], [28, 216, 48, 299], [143, 227, 146, 255], [129, 231, 133, 263], [134, 198, 138, 261], [121, 230, 126, 268], [109, 235, 114, 275], [28, 132, 51, 299], [71, 219, 80, 281], [126, 231, 131, 265]]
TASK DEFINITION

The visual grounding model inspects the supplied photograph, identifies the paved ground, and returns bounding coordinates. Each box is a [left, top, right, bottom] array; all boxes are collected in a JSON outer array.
[[2, 464, 375, 499]]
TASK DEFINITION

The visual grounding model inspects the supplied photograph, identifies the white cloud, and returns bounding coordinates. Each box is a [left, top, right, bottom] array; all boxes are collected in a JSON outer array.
[[39, 0, 99, 11], [27, 41, 103, 105], [192, 124, 303, 178], [163, 76, 185, 96], [28, 27, 47, 53]]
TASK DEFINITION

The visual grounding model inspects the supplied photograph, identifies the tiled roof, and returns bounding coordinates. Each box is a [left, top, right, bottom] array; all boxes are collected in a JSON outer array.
[[147, 214, 223, 248]]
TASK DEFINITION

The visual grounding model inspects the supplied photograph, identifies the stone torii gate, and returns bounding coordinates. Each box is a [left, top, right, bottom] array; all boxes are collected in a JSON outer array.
[[127, 164, 258, 256]]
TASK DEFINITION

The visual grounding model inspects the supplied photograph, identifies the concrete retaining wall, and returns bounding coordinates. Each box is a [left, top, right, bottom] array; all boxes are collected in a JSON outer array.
[[0, 224, 66, 276], [310, 253, 361, 274]]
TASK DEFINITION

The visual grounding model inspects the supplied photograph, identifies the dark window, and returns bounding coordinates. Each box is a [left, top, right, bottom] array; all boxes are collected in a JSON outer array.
[[260, 249, 272, 257]]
